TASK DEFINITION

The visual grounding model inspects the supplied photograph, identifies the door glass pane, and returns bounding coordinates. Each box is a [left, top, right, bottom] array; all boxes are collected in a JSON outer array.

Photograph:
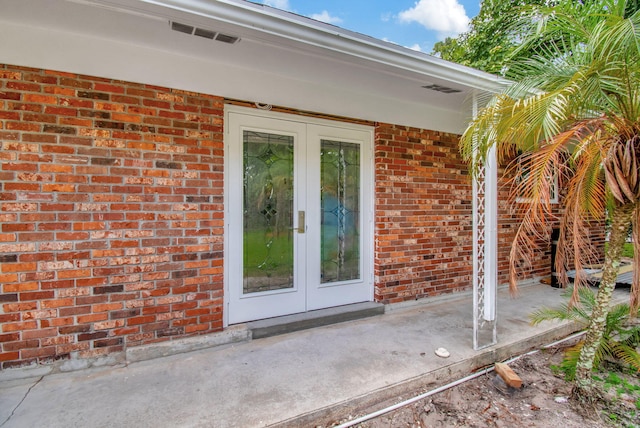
[[243, 131, 294, 294], [321, 140, 360, 283]]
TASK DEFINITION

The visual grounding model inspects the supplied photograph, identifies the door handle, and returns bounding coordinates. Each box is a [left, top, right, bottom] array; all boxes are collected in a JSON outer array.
[[296, 211, 305, 234]]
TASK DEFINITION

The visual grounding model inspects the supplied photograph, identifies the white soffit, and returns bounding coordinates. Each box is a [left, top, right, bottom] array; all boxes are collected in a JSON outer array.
[[0, 0, 508, 133]]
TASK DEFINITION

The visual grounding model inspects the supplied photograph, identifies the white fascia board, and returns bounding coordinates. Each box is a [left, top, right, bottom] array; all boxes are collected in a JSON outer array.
[[89, 0, 512, 94]]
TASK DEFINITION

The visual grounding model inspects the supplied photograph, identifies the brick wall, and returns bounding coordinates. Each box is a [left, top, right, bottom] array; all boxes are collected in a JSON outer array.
[[496, 170, 606, 285], [373, 124, 572, 304], [496, 171, 554, 285], [0, 65, 224, 368], [374, 124, 473, 303]]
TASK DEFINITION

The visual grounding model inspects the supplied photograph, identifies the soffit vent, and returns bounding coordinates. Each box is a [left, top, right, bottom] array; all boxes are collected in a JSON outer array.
[[214, 33, 240, 44], [421, 84, 462, 94], [170, 21, 240, 44], [194, 28, 216, 39], [171, 21, 194, 34]]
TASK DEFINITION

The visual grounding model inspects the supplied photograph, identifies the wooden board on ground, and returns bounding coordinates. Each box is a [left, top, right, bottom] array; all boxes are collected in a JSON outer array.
[[495, 362, 523, 388]]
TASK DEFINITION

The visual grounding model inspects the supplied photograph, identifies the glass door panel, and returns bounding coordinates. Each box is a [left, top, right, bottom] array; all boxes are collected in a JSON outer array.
[[320, 140, 360, 283], [243, 131, 294, 294]]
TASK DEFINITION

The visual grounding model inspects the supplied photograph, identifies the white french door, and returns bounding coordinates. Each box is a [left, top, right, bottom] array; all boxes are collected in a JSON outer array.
[[225, 106, 373, 324]]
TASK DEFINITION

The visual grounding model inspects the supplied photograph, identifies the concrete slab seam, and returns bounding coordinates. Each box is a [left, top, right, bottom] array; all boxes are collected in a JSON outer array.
[[0, 375, 43, 428]]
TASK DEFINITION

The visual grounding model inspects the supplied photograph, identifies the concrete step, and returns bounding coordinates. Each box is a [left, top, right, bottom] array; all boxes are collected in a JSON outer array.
[[247, 301, 385, 339]]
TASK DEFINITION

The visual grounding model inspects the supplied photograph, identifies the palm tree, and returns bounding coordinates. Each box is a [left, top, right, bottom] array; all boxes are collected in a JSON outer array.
[[459, 0, 640, 397], [530, 287, 640, 379]]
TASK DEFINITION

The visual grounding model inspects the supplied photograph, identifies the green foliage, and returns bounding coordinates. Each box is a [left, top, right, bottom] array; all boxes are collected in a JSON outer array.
[[431, 37, 465, 64], [604, 241, 634, 258], [432, 0, 640, 75], [606, 371, 623, 386], [432, 0, 548, 74], [624, 243, 634, 258], [243, 229, 293, 277], [531, 287, 640, 380]]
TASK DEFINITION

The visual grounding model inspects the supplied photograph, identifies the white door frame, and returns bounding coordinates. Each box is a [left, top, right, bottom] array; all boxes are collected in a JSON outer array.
[[223, 105, 374, 326]]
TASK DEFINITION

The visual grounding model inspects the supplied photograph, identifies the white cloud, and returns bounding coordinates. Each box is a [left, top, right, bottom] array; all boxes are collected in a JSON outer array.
[[262, 0, 291, 11], [398, 0, 470, 37], [383, 38, 424, 53], [309, 10, 343, 25]]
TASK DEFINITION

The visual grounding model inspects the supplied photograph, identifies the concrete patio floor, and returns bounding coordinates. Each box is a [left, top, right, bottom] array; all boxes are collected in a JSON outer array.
[[0, 283, 630, 428]]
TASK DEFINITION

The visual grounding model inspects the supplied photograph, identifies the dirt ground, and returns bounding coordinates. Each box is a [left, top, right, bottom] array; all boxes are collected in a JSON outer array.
[[333, 342, 640, 428]]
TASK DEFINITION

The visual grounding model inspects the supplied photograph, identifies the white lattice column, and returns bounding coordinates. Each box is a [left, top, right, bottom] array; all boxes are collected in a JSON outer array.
[[472, 94, 497, 350]]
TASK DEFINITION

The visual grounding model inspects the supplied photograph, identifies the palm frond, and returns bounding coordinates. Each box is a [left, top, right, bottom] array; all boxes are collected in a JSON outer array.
[[530, 305, 580, 324], [530, 286, 594, 326], [605, 303, 634, 341], [610, 341, 640, 372], [558, 341, 584, 380]]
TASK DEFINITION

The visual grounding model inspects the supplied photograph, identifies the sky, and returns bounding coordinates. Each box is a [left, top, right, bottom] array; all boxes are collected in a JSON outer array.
[[257, 0, 481, 53]]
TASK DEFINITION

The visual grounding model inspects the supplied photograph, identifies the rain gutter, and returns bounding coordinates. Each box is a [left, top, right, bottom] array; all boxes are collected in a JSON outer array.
[[83, 0, 512, 93]]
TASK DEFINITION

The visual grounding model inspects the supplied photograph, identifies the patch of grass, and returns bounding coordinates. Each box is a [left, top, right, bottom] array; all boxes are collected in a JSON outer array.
[[243, 229, 293, 276], [601, 371, 640, 397], [623, 242, 634, 258], [605, 241, 635, 258], [594, 369, 640, 427], [606, 372, 623, 386], [550, 364, 564, 377]]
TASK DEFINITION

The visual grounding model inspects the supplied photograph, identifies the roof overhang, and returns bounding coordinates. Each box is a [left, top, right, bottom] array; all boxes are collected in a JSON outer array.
[[0, 0, 510, 133]]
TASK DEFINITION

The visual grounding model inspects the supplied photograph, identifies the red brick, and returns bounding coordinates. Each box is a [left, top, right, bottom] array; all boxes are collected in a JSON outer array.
[[59, 306, 90, 316], [2, 321, 38, 332], [112, 113, 141, 123], [77, 313, 108, 323], [23, 94, 57, 104], [94, 83, 125, 94], [19, 291, 54, 301], [0, 70, 22, 79], [92, 303, 123, 312], [0, 352, 20, 362], [127, 315, 156, 326], [21, 346, 56, 359], [0, 333, 21, 343], [2, 262, 37, 273], [44, 86, 76, 96], [0, 91, 21, 100]]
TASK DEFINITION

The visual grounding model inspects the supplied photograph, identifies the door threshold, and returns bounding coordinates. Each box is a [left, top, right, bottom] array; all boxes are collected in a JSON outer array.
[[246, 302, 385, 339]]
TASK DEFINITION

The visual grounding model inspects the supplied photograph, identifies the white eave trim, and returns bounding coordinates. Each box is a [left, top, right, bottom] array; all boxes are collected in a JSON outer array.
[[87, 0, 512, 93]]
